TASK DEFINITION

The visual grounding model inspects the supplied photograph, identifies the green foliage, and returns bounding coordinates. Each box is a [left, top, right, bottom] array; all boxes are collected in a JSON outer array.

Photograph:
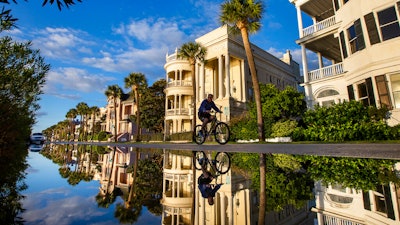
[[271, 120, 298, 137], [295, 101, 398, 142], [97, 131, 110, 141], [299, 156, 400, 190], [140, 79, 166, 133], [231, 84, 306, 140]]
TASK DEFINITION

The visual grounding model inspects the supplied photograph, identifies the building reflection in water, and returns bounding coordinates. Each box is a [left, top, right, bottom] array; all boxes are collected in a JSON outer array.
[[87, 146, 400, 225], [160, 150, 314, 225]]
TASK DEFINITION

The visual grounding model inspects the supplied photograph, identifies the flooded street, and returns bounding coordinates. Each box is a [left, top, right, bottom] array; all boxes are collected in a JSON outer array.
[[14, 143, 400, 225]]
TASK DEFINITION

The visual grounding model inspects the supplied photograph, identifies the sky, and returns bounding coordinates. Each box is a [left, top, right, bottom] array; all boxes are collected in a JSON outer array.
[[2, 0, 311, 133]]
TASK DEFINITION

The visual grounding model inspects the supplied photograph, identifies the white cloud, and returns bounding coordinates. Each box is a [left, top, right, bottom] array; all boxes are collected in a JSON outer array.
[[44, 67, 115, 97]]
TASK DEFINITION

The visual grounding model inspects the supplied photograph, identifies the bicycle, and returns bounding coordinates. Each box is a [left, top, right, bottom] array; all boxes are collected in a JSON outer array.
[[193, 151, 231, 175], [193, 111, 230, 145]]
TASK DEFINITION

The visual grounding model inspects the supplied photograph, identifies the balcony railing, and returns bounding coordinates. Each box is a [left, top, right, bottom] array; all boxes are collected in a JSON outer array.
[[323, 215, 364, 225], [302, 16, 336, 37], [166, 108, 192, 116], [167, 80, 192, 87], [308, 63, 344, 82]]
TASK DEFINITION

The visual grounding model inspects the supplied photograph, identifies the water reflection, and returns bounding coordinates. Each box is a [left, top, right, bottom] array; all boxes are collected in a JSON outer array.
[[10, 144, 400, 224]]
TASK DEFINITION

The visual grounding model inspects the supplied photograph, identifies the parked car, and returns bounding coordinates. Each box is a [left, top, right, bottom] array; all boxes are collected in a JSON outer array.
[[28, 144, 44, 152], [30, 133, 45, 144]]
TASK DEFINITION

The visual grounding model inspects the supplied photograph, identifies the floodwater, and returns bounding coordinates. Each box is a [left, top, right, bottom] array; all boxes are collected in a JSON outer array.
[[8, 144, 400, 224]]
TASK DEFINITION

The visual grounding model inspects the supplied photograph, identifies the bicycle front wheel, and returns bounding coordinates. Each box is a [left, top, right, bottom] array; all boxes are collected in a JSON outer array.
[[214, 122, 230, 145], [193, 125, 206, 145], [214, 152, 231, 174]]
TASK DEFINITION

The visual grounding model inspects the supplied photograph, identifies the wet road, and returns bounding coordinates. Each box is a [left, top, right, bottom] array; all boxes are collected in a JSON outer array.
[[58, 141, 400, 160]]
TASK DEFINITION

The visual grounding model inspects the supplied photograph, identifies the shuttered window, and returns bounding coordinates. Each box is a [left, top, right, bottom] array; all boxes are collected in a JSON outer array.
[[364, 13, 381, 45], [347, 85, 354, 100], [377, 6, 400, 41], [347, 19, 365, 54]]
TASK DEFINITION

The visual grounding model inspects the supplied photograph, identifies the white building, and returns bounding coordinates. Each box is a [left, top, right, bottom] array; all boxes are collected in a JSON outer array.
[[290, 0, 400, 125], [164, 25, 301, 134]]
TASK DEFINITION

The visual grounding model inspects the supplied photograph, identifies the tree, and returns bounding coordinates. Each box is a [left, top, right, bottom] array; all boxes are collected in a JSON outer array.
[[76, 102, 89, 141], [141, 79, 166, 133], [89, 106, 100, 140], [1, 0, 82, 10], [65, 108, 77, 140], [220, 3, 265, 220], [104, 85, 123, 142], [178, 42, 207, 132], [220, 0, 265, 141], [124, 73, 148, 142]]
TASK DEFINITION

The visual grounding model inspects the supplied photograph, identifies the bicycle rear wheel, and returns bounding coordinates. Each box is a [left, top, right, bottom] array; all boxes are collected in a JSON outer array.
[[214, 122, 230, 145], [193, 151, 206, 170], [214, 152, 231, 174], [193, 125, 206, 145]]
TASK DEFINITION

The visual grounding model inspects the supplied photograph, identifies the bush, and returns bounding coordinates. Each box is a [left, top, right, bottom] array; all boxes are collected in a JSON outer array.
[[229, 113, 258, 141], [271, 120, 298, 137]]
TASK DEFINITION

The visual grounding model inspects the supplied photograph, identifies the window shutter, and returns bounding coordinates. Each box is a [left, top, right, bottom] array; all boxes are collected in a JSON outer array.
[[375, 75, 392, 109], [362, 191, 371, 210], [340, 31, 348, 58], [347, 84, 355, 100], [364, 13, 381, 45], [383, 185, 395, 220], [366, 77, 376, 107], [354, 19, 366, 50]]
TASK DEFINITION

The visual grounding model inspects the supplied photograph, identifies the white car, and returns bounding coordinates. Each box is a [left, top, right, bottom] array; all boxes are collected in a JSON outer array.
[[29, 144, 44, 152], [30, 133, 45, 144]]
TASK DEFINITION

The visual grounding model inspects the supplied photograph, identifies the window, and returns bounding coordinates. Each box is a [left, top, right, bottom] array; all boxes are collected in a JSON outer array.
[[357, 78, 375, 107], [390, 73, 400, 108], [377, 6, 400, 41], [317, 89, 339, 98], [347, 19, 365, 54]]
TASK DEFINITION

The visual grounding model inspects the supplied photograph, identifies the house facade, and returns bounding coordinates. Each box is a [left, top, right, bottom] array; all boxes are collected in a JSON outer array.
[[164, 25, 302, 135], [289, 0, 400, 125]]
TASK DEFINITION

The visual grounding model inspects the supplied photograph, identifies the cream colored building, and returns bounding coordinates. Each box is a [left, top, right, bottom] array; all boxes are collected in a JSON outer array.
[[164, 26, 301, 134], [290, 0, 400, 125]]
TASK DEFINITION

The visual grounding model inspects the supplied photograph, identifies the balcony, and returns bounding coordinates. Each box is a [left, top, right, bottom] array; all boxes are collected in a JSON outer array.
[[166, 108, 192, 116], [308, 63, 344, 82], [167, 80, 192, 87], [302, 15, 336, 37]]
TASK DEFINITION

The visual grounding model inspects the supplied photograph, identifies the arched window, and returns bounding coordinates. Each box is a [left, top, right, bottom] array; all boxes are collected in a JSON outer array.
[[317, 89, 339, 98]]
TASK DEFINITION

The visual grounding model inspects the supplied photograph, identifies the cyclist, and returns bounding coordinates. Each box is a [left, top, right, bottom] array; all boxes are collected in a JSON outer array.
[[198, 94, 222, 136], [197, 158, 221, 205]]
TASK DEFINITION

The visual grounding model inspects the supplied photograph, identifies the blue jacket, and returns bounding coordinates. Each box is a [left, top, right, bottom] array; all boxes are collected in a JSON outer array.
[[198, 99, 221, 113]]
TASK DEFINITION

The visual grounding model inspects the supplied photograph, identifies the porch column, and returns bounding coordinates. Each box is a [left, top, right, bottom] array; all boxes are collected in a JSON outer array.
[[241, 59, 246, 101], [295, 5, 304, 38], [218, 55, 223, 99], [220, 192, 226, 225], [301, 44, 313, 108], [317, 52, 324, 68], [225, 54, 231, 98], [200, 62, 205, 99]]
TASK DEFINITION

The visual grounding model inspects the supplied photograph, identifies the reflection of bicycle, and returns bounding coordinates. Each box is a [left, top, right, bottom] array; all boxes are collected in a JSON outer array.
[[194, 112, 230, 145], [193, 151, 231, 175]]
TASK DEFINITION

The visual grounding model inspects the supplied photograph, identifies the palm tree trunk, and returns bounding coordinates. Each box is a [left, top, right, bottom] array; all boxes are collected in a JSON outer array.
[[258, 153, 266, 225], [240, 27, 265, 142], [127, 149, 139, 207], [106, 146, 117, 194], [191, 151, 196, 225]]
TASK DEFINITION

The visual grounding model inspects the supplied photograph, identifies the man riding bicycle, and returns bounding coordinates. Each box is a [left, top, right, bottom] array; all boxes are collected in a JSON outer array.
[[198, 94, 222, 136]]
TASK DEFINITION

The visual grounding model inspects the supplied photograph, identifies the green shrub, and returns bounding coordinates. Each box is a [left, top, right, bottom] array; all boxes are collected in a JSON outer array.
[[271, 120, 298, 137]]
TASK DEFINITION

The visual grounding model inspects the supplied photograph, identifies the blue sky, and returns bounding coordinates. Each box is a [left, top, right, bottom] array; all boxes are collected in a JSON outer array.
[[3, 0, 310, 132]]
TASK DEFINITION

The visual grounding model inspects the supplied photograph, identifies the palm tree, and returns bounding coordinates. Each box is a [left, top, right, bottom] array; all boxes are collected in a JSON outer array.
[[178, 42, 207, 131], [220, 1, 266, 224], [105, 85, 123, 142], [90, 106, 100, 141], [124, 73, 148, 142], [220, 0, 265, 141], [65, 108, 77, 140], [76, 102, 89, 141]]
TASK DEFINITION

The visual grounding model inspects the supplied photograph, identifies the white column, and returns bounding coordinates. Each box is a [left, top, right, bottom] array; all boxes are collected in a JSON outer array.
[[218, 55, 223, 99], [175, 70, 178, 82], [296, 5, 304, 38], [200, 192, 205, 225], [301, 44, 312, 108], [317, 52, 324, 68], [178, 94, 182, 114], [200, 62, 205, 99], [195, 63, 198, 102], [228, 194, 233, 225], [225, 54, 231, 98], [179, 69, 182, 85], [220, 192, 226, 225], [240, 59, 245, 101], [174, 95, 177, 112], [245, 189, 250, 225]]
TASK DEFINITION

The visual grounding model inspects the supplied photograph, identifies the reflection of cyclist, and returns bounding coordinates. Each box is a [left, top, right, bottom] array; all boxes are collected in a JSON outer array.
[[197, 159, 221, 205], [198, 94, 222, 136]]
